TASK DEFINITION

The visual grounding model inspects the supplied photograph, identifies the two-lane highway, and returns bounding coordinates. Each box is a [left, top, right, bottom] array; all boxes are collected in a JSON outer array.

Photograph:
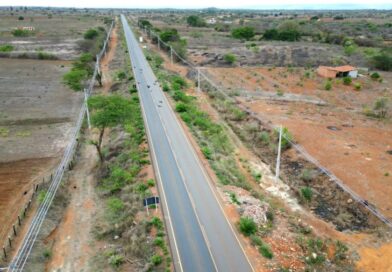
[[121, 15, 253, 272]]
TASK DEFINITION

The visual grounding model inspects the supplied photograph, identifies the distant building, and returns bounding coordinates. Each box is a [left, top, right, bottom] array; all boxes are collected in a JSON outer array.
[[16, 26, 35, 31], [206, 18, 217, 24], [317, 65, 358, 78]]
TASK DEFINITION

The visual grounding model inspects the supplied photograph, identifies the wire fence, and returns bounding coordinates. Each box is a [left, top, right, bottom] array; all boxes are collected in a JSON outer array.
[[139, 24, 392, 229], [1, 20, 115, 271]]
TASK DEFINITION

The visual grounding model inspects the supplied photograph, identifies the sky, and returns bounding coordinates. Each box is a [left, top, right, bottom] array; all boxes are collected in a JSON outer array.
[[1, 0, 392, 9]]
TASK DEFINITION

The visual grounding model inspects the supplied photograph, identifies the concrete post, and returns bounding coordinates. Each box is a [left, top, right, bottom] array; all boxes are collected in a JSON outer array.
[[84, 89, 91, 130], [170, 46, 173, 64], [197, 68, 201, 92], [275, 125, 283, 181]]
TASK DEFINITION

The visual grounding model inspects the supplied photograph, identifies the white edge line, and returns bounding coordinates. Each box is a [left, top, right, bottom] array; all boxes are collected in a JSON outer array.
[[121, 15, 183, 272], [158, 109, 219, 272], [158, 68, 256, 272]]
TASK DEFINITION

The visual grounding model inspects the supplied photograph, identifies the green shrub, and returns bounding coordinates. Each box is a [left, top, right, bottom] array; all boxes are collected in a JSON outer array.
[[42, 248, 52, 259], [101, 166, 133, 193], [373, 97, 389, 118], [370, 72, 381, 80], [0, 44, 14, 52], [147, 179, 155, 187], [37, 51, 57, 60], [301, 169, 313, 182], [136, 183, 148, 193], [259, 243, 274, 259], [37, 190, 47, 204], [238, 217, 257, 236], [151, 254, 163, 266], [175, 102, 188, 112], [250, 235, 263, 247], [201, 146, 212, 159], [84, 28, 99, 39], [275, 127, 292, 150], [107, 197, 124, 214], [229, 192, 241, 205], [0, 127, 10, 137], [260, 131, 270, 144], [150, 217, 164, 230], [154, 237, 165, 247], [12, 29, 30, 37], [343, 77, 352, 85], [116, 71, 127, 80], [224, 53, 236, 65], [301, 187, 313, 202], [171, 75, 187, 89], [162, 83, 170, 92], [324, 80, 332, 90], [108, 254, 124, 267], [354, 82, 362, 91], [63, 69, 88, 91]]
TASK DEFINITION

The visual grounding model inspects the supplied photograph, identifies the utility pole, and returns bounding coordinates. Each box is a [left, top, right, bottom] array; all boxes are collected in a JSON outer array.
[[197, 68, 201, 92], [170, 46, 173, 64], [84, 89, 91, 130], [157, 36, 160, 50], [275, 125, 282, 181]]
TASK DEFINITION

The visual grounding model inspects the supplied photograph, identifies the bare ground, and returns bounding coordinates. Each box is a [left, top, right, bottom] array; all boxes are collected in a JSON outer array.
[[0, 58, 83, 246]]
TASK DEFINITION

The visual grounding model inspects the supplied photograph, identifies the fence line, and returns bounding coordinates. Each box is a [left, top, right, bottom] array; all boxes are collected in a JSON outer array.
[[3, 20, 114, 271], [138, 22, 392, 229]]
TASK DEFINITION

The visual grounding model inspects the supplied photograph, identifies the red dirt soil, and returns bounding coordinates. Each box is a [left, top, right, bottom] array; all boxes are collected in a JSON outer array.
[[206, 67, 392, 220]]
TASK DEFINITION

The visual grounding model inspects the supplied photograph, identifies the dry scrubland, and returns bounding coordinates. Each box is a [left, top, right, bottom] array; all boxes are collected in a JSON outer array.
[[0, 11, 103, 258], [0, 12, 104, 59], [134, 10, 392, 271]]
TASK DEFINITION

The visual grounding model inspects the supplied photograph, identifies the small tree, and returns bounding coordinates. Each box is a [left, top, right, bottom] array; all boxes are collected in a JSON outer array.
[[84, 28, 99, 40], [88, 95, 133, 162], [224, 53, 236, 65], [186, 15, 206, 27], [18, 16, 24, 20], [372, 50, 392, 71], [231, 26, 255, 40]]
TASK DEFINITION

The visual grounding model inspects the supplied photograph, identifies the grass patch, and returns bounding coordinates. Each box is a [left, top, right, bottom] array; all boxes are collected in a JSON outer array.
[[0, 44, 14, 52], [0, 127, 10, 137]]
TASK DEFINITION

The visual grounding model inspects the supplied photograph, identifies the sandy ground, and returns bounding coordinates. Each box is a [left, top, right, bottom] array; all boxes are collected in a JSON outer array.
[[0, 58, 83, 246], [99, 24, 118, 93]]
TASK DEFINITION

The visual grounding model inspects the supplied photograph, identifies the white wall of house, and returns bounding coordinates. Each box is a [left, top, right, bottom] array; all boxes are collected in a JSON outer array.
[[348, 70, 358, 78]]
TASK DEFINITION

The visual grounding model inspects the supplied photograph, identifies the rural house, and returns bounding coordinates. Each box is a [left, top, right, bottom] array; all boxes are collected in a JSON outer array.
[[317, 65, 358, 78]]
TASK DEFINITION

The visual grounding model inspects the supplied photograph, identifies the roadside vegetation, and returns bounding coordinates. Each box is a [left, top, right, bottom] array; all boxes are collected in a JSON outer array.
[[63, 26, 108, 91], [88, 25, 171, 271]]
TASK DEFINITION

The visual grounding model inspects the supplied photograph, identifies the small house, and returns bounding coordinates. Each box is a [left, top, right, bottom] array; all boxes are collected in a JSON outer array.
[[17, 26, 35, 31], [206, 18, 217, 24], [317, 65, 358, 78]]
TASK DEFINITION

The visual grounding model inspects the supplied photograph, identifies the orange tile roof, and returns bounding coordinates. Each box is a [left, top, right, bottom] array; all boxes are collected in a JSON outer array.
[[319, 65, 356, 72]]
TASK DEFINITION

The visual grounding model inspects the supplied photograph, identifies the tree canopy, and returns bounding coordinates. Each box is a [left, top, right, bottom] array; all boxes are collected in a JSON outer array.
[[186, 15, 207, 27], [159, 28, 180, 43], [231, 26, 255, 40]]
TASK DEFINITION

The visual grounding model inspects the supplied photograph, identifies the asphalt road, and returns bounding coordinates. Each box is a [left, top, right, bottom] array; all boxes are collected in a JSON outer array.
[[121, 15, 253, 272]]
